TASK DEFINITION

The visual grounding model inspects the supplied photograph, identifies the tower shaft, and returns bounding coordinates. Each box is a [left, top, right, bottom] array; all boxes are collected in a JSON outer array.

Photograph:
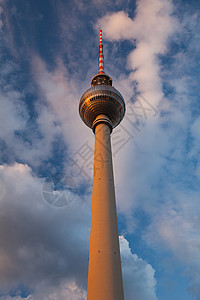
[[87, 115, 124, 300]]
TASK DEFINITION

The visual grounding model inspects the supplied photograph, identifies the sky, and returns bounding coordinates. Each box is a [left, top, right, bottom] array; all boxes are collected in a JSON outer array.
[[0, 0, 200, 299]]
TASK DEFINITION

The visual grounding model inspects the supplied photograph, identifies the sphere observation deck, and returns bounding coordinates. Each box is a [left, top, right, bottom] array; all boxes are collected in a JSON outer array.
[[79, 73, 126, 131]]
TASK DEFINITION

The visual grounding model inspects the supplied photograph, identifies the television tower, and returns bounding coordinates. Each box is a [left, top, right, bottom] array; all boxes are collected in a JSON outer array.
[[79, 30, 125, 300]]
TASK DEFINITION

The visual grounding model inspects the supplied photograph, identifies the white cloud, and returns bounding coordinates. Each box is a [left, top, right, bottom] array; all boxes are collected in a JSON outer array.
[[0, 281, 87, 300], [97, 11, 134, 41], [96, 0, 179, 213], [31, 56, 92, 156], [24, 281, 87, 300], [97, 0, 178, 107], [120, 236, 157, 300], [0, 90, 62, 166], [0, 162, 89, 297], [0, 57, 65, 167], [96, 1, 200, 299], [30, 56, 96, 183], [96, 0, 180, 214], [0, 163, 159, 300]]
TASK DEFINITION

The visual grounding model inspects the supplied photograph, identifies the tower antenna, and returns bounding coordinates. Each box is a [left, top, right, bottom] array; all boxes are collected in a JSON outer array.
[[99, 30, 104, 74]]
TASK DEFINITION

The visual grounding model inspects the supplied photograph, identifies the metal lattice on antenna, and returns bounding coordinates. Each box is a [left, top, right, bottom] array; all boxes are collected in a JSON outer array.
[[99, 30, 104, 74]]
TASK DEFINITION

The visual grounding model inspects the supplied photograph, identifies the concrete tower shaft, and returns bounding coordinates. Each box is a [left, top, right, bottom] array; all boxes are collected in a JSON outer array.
[[87, 115, 124, 300], [79, 30, 125, 300]]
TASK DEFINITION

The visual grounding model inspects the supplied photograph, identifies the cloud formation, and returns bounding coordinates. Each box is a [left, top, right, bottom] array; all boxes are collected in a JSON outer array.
[[31, 56, 91, 154], [97, 0, 200, 298], [97, 0, 178, 107], [0, 162, 89, 298], [0, 163, 158, 299], [120, 236, 157, 300]]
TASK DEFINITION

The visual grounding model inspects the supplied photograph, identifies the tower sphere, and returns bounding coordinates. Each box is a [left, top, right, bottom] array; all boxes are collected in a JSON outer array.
[[79, 73, 125, 131]]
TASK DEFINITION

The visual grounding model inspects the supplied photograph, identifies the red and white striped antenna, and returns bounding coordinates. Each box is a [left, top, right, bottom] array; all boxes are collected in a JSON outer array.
[[99, 30, 104, 74]]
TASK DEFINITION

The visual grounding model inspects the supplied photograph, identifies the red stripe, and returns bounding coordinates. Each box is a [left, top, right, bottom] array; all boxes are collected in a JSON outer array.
[[99, 30, 104, 73]]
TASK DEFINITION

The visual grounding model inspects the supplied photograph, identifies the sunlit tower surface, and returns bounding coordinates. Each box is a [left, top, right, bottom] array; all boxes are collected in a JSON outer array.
[[79, 30, 125, 300]]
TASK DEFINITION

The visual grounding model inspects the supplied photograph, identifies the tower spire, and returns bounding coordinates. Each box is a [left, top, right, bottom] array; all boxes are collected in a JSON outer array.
[[99, 30, 104, 74]]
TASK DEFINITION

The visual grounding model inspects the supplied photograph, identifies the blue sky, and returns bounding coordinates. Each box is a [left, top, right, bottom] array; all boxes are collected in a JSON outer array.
[[0, 0, 200, 299]]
